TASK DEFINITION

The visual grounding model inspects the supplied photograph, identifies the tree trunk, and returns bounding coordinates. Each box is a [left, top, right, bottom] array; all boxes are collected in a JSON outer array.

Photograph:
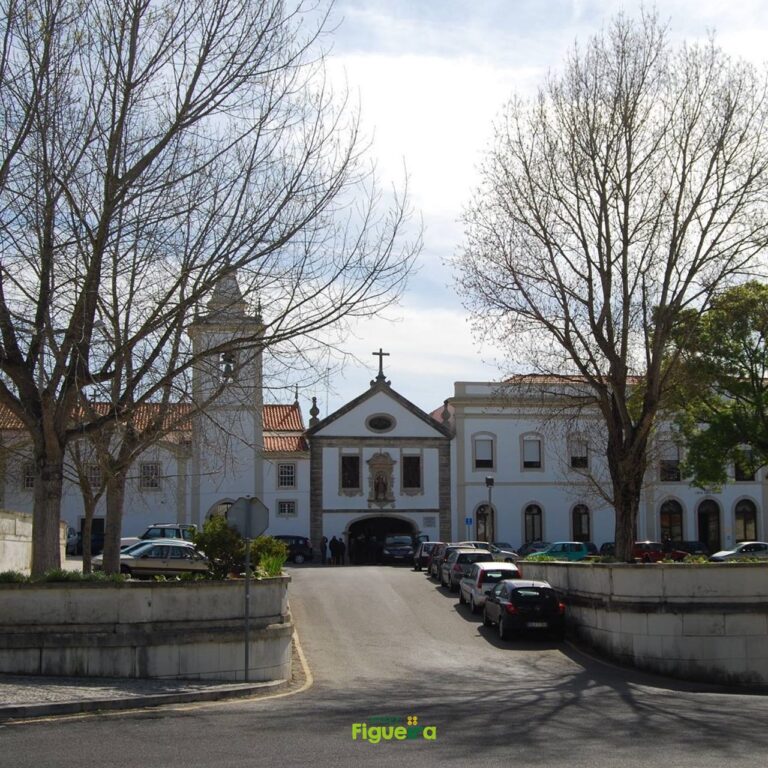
[[607, 431, 648, 562], [102, 470, 127, 575], [31, 450, 64, 575], [81, 501, 95, 573]]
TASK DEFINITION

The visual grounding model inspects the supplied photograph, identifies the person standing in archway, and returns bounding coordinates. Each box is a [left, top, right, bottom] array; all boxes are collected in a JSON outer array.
[[338, 536, 347, 565], [320, 536, 328, 565], [329, 536, 339, 565]]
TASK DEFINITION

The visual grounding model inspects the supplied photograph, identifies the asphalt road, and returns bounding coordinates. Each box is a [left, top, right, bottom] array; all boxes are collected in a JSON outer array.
[[4, 565, 768, 767]]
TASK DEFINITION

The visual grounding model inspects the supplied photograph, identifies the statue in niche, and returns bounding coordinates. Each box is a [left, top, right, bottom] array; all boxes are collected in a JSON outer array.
[[367, 452, 395, 507], [374, 472, 387, 500]]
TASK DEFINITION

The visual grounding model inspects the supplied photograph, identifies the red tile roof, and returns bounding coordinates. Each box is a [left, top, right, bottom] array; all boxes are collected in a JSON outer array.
[[0, 401, 307, 453]]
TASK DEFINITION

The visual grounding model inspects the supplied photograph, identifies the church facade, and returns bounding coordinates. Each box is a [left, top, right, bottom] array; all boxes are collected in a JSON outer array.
[[0, 273, 765, 556]]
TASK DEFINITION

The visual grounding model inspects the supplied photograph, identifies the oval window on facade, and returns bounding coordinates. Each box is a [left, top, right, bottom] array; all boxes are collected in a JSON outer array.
[[366, 413, 395, 433]]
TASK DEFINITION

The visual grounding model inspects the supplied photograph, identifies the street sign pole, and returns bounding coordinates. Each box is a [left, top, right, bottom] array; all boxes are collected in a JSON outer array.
[[226, 496, 269, 683]]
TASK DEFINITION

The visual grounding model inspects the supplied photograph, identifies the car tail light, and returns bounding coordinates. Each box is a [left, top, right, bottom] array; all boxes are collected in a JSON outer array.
[[558, 602, 566, 615], [505, 603, 518, 615], [477, 576, 484, 587]]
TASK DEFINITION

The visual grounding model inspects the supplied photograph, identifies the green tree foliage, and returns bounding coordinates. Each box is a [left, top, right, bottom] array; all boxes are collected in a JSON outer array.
[[193, 516, 245, 580], [674, 282, 768, 488]]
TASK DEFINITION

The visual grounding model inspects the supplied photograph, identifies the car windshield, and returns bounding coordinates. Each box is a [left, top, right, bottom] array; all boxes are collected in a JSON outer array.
[[385, 536, 412, 546], [483, 570, 514, 582], [493, 542, 513, 549], [124, 541, 157, 557], [512, 587, 556, 602], [459, 552, 491, 563]]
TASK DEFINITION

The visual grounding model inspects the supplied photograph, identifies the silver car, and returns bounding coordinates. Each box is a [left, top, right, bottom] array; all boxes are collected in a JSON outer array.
[[94, 540, 208, 578], [459, 561, 521, 613], [709, 541, 768, 561]]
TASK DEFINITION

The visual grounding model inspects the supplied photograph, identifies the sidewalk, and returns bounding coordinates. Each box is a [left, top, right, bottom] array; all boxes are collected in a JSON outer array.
[[0, 634, 307, 721], [0, 674, 290, 721]]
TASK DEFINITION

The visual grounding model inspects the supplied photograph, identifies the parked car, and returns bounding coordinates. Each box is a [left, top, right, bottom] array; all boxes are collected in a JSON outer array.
[[709, 541, 768, 561], [381, 535, 415, 564], [273, 535, 313, 564], [120, 523, 198, 549], [441, 549, 493, 591], [599, 542, 615, 556], [456, 540, 492, 550], [489, 542, 520, 562], [516, 540, 551, 557], [526, 541, 592, 561], [94, 539, 208, 578], [429, 543, 460, 579], [413, 541, 442, 571], [483, 579, 566, 641], [67, 530, 105, 556], [459, 561, 522, 613], [632, 541, 687, 563], [671, 540, 710, 556]]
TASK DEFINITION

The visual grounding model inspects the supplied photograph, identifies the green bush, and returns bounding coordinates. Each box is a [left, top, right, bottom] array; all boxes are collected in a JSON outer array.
[[250, 535, 288, 567], [194, 515, 245, 579], [0, 570, 27, 583], [259, 553, 286, 577]]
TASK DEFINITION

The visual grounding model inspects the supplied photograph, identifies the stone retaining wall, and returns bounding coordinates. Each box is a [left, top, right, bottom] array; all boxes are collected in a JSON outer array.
[[0, 510, 67, 572], [520, 561, 768, 686], [0, 578, 292, 682]]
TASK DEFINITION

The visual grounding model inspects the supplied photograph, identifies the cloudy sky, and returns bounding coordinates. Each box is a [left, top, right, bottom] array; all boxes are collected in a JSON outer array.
[[303, 0, 768, 418]]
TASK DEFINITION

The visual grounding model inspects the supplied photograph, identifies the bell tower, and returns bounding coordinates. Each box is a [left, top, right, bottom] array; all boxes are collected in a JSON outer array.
[[187, 273, 265, 526]]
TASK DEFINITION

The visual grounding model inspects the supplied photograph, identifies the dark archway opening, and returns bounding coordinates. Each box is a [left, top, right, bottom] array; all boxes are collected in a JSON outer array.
[[348, 516, 417, 564]]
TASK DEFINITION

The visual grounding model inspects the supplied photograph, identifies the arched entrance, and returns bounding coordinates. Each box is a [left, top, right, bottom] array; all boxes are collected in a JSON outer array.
[[347, 516, 418, 564], [697, 499, 722, 553], [476, 504, 495, 542]]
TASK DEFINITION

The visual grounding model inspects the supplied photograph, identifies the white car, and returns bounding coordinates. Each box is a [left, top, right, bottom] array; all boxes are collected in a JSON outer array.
[[490, 542, 520, 562], [709, 541, 768, 561], [459, 561, 522, 614]]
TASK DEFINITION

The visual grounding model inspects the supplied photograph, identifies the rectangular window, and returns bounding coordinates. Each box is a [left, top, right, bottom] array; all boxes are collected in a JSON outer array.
[[474, 438, 494, 469], [402, 455, 422, 490], [85, 463, 102, 489], [277, 500, 297, 517], [523, 437, 542, 469], [659, 443, 681, 482], [570, 438, 588, 469], [23, 463, 35, 490], [341, 455, 360, 489], [734, 449, 755, 481], [140, 462, 162, 490], [278, 462, 296, 489]]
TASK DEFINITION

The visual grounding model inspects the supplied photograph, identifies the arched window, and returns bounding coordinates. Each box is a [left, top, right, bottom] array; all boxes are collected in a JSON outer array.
[[572, 504, 590, 542], [735, 499, 758, 542], [659, 499, 684, 541], [524, 504, 543, 543]]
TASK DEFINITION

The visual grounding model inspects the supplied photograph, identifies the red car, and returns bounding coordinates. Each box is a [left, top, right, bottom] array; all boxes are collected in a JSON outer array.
[[633, 541, 687, 563]]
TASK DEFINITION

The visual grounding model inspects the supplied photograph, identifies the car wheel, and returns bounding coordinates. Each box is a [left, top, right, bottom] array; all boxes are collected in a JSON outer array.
[[483, 608, 492, 627], [450, 580, 459, 593], [120, 565, 131, 576], [459, 589, 466, 604], [499, 617, 513, 641], [470, 595, 478, 614], [293, 553, 305, 564]]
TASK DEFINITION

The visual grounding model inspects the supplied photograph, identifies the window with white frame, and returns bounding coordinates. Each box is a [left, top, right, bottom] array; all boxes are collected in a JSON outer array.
[[473, 437, 494, 470], [659, 442, 681, 482], [278, 462, 296, 489], [734, 447, 756, 481], [139, 461, 162, 490], [524, 503, 543, 542], [277, 500, 297, 517], [402, 454, 422, 490], [572, 504, 590, 542], [341, 454, 361, 490], [85, 463, 102, 489], [569, 436, 588, 469], [22, 462, 35, 490], [522, 436, 543, 469]]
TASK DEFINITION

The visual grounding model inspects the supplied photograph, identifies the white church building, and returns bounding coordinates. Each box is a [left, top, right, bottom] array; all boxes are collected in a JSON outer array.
[[0, 278, 765, 557]]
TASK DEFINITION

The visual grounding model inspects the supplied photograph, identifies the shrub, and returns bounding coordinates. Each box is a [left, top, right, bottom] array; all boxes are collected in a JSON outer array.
[[0, 570, 27, 583], [259, 553, 286, 577], [194, 515, 245, 579], [250, 535, 288, 567]]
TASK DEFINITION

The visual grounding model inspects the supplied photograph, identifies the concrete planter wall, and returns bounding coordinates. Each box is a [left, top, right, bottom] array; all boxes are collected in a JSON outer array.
[[0, 510, 67, 572], [0, 577, 292, 682], [521, 561, 768, 686]]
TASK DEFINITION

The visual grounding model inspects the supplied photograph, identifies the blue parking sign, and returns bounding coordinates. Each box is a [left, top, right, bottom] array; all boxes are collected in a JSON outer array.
[[465, 517, 473, 526]]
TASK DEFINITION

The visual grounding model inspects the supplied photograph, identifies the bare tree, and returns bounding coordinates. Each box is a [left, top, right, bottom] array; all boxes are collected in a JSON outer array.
[[456, 12, 768, 561], [0, 0, 417, 575]]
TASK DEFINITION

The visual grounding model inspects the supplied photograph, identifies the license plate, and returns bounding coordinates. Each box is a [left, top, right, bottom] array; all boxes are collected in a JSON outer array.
[[527, 622, 547, 628]]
